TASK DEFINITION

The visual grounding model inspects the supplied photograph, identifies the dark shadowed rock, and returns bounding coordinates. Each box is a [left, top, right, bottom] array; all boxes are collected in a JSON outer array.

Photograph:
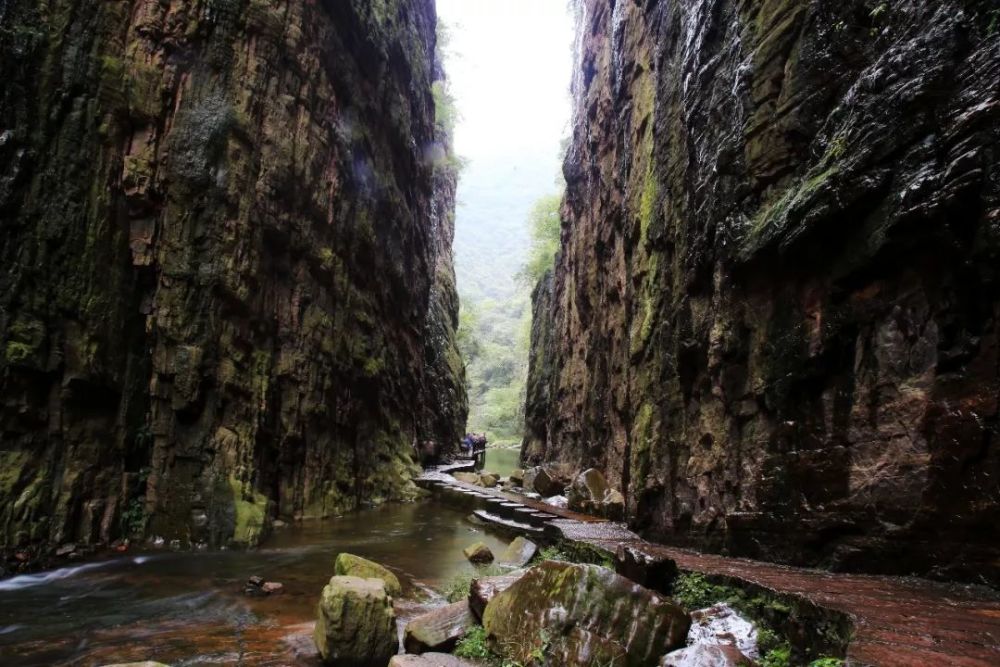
[[615, 544, 679, 593], [0, 0, 464, 563], [483, 561, 690, 666], [520, 0, 1000, 587], [463, 542, 494, 564], [403, 600, 476, 653], [523, 466, 568, 497]]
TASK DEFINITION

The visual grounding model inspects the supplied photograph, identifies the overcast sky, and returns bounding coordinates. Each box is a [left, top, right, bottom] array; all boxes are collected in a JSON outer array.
[[436, 0, 574, 163]]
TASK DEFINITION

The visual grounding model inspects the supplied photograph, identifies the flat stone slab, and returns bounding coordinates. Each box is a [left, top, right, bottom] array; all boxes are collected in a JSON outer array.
[[471, 510, 544, 535], [498, 536, 538, 568], [389, 653, 477, 666], [403, 600, 476, 654], [469, 570, 527, 619]]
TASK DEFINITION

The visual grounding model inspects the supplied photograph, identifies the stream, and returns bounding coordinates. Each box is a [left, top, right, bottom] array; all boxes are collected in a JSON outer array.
[[0, 499, 510, 666]]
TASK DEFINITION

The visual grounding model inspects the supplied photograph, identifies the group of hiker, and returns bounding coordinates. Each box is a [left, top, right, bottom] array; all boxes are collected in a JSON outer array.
[[460, 432, 487, 455]]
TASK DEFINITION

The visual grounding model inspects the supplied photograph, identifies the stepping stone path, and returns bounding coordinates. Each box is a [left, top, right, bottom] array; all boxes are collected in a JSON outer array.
[[417, 465, 1000, 667]]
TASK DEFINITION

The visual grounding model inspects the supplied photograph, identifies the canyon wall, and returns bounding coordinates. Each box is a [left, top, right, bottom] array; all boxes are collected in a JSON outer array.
[[0, 0, 464, 563], [524, 0, 1000, 585]]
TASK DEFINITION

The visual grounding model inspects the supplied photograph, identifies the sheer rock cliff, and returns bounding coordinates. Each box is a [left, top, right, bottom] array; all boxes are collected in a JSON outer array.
[[524, 0, 1000, 585], [0, 0, 464, 562]]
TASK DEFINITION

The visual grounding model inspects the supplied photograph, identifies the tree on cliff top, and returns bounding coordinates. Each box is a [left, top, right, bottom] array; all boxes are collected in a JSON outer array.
[[518, 193, 562, 285]]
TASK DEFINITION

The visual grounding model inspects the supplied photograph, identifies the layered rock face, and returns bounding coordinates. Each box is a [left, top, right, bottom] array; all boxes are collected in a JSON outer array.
[[0, 0, 464, 558], [524, 0, 1000, 584]]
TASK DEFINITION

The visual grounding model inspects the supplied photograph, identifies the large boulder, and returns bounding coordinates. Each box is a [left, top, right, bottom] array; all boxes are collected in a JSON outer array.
[[314, 576, 398, 666], [335, 553, 402, 597], [687, 604, 759, 660], [403, 600, 477, 653], [567, 468, 625, 519], [509, 469, 525, 486], [522, 466, 566, 497], [483, 561, 690, 666], [498, 536, 538, 568], [567, 468, 609, 507], [478, 472, 500, 488], [660, 645, 755, 667], [469, 570, 527, 619], [463, 542, 494, 564]]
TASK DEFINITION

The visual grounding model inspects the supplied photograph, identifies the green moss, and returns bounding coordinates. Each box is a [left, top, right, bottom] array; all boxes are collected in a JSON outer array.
[[318, 247, 336, 271], [639, 166, 658, 243], [630, 402, 656, 485], [442, 564, 505, 602], [229, 475, 268, 544], [750, 166, 838, 239], [533, 541, 614, 569], [0, 451, 30, 497], [809, 659, 844, 667], [4, 342, 34, 364]]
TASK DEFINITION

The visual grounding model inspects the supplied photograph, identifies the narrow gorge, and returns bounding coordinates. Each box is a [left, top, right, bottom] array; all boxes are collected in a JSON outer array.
[[0, 0, 998, 666], [523, 0, 1000, 588]]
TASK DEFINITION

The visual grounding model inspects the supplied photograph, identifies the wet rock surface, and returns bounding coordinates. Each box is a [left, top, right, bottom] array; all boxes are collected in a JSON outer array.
[[554, 516, 1000, 667], [389, 654, 476, 667], [335, 553, 402, 598], [0, 0, 464, 561], [462, 542, 494, 564], [498, 536, 538, 568], [402, 600, 476, 654], [686, 604, 758, 660], [482, 560, 690, 667], [522, 0, 1000, 586], [469, 570, 526, 620], [314, 575, 398, 666], [660, 644, 755, 667]]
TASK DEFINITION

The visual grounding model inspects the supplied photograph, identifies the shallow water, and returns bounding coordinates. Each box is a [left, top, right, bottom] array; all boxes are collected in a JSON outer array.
[[0, 499, 509, 666], [483, 447, 521, 478]]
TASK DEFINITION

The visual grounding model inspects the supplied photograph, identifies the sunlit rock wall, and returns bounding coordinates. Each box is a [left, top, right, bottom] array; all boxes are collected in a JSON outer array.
[[524, 0, 1000, 585], [0, 0, 462, 561]]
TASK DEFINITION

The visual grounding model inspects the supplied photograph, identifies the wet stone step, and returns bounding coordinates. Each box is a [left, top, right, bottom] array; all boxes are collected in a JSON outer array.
[[472, 510, 544, 535]]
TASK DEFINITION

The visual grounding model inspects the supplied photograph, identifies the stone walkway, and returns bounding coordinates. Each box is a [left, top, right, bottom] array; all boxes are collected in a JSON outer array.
[[417, 466, 1000, 667]]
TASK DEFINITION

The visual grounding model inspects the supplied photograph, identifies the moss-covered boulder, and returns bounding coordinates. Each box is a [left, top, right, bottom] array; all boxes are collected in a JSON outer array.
[[482, 561, 690, 666], [463, 542, 494, 564], [335, 553, 402, 597], [314, 576, 398, 666]]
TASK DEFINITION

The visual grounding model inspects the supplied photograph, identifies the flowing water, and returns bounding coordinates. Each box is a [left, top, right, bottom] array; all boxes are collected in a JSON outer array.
[[0, 499, 510, 666]]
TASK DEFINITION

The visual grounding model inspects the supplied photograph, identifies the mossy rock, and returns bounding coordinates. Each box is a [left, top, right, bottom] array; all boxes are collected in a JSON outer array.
[[314, 576, 398, 666], [335, 553, 402, 597], [482, 561, 690, 666], [463, 542, 494, 564]]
